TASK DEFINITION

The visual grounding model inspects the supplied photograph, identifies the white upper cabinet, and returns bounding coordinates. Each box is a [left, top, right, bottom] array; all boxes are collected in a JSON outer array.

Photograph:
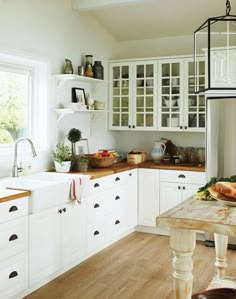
[[158, 57, 206, 132], [109, 60, 157, 131]]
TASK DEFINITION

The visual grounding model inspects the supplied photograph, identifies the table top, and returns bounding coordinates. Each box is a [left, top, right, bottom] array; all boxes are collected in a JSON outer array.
[[156, 197, 236, 237]]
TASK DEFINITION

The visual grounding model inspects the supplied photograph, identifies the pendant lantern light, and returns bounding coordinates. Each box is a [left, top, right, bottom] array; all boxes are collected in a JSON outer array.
[[194, 0, 236, 95]]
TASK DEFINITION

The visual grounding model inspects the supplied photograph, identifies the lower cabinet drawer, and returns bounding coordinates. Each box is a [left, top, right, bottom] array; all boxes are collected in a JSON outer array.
[[0, 216, 28, 262], [0, 252, 28, 298], [106, 213, 126, 242], [0, 197, 28, 224], [87, 224, 106, 255]]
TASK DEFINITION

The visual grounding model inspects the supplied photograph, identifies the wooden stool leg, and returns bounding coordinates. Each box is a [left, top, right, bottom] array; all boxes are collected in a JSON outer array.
[[170, 228, 196, 299], [214, 233, 228, 279]]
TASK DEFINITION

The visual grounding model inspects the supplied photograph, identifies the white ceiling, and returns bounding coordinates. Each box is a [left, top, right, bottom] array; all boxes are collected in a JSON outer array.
[[73, 0, 234, 41]]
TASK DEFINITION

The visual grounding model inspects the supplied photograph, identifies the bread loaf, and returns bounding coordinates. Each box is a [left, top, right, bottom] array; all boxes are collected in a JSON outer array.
[[208, 186, 235, 201], [215, 182, 236, 199]]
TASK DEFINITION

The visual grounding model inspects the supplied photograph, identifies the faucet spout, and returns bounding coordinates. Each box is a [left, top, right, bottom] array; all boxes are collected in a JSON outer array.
[[12, 138, 37, 177]]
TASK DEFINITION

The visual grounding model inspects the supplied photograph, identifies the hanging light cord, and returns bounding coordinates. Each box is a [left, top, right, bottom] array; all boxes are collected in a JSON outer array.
[[226, 0, 231, 15]]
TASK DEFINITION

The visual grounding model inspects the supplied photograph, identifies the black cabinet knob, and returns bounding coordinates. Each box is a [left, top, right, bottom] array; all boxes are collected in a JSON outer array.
[[9, 271, 18, 279], [184, 126, 187, 130], [9, 234, 18, 242], [179, 126, 183, 129], [178, 186, 181, 190], [128, 125, 131, 128], [132, 125, 135, 128], [58, 209, 62, 214], [62, 208, 66, 213], [183, 186, 186, 190], [9, 206, 18, 213]]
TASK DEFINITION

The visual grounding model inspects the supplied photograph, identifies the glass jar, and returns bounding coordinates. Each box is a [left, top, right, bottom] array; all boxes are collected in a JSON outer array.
[[93, 61, 104, 80], [64, 59, 73, 74], [84, 64, 94, 78], [84, 55, 93, 67]]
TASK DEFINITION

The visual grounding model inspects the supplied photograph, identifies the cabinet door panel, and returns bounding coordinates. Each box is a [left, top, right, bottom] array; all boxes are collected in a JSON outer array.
[[29, 208, 61, 286], [138, 169, 159, 227], [61, 201, 86, 267], [160, 182, 182, 214]]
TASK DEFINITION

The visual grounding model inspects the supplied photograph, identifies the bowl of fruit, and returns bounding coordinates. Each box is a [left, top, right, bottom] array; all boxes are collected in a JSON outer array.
[[89, 150, 118, 168]]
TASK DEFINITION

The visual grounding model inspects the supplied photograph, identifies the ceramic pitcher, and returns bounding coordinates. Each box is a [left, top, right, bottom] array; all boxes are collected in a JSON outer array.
[[151, 140, 166, 162]]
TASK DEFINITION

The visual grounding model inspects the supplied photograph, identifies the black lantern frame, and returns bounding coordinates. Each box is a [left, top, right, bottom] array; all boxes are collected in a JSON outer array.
[[194, 0, 236, 95]]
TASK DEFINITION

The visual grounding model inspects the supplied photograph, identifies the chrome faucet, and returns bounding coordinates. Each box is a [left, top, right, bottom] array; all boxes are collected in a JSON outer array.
[[12, 138, 37, 177]]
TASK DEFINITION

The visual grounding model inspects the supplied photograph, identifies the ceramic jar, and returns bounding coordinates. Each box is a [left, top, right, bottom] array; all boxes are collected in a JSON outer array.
[[85, 64, 94, 78], [64, 59, 73, 74], [93, 61, 104, 80], [151, 140, 166, 162]]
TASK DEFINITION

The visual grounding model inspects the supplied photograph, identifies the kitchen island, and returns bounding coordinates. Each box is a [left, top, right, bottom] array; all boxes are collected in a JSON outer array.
[[157, 197, 236, 299]]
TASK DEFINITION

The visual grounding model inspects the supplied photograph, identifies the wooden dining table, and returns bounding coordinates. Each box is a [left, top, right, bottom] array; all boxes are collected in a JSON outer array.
[[156, 196, 236, 299]]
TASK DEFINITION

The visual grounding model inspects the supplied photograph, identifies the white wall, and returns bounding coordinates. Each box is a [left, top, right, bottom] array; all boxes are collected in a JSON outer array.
[[0, 0, 117, 177], [110, 34, 205, 154]]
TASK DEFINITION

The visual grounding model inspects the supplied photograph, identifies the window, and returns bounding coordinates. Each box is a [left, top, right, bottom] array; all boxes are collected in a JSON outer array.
[[0, 51, 50, 152], [0, 65, 31, 144]]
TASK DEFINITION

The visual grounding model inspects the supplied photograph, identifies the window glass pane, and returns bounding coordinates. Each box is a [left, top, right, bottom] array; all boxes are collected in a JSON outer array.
[[0, 70, 30, 144]]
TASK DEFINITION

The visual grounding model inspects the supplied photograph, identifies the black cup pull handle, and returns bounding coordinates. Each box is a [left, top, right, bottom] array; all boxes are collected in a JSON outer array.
[[94, 183, 100, 188], [94, 230, 99, 236], [9, 206, 18, 213], [178, 174, 186, 178], [115, 196, 120, 200], [9, 271, 18, 279], [115, 220, 120, 225], [9, 234, 18, 242], [94, 203, 100, 208], [115, 177, 120, 181]]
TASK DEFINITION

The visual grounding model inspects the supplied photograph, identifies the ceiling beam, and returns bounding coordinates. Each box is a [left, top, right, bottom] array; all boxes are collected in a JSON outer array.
[[72, 0, 145, 11]]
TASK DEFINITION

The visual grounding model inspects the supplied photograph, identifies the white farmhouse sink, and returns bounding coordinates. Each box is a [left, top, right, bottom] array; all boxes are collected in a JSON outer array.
[[0, 173, 71, 213]]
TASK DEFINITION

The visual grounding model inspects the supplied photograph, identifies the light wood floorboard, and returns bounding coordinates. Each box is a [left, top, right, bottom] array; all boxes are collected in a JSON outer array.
[[25, 232, 236, 299]]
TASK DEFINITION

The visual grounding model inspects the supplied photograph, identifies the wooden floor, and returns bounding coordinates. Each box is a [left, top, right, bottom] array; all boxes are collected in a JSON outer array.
[[25, 232, 236, 299]]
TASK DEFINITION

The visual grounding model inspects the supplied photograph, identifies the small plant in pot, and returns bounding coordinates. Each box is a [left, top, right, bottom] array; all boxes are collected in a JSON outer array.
[[67, 128, 82, 171], [78, 156, 89, 172], [53, 142, 72, 173]]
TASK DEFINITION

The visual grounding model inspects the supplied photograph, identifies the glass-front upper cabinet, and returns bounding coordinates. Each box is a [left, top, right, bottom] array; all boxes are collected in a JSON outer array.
[[184, 58, 206, 131], [109, 60, 157, 131], [158, 59, 183, 131], [133, 61, 157, 130], [109, 63, 132, 129], [158, 57, 206, 132]]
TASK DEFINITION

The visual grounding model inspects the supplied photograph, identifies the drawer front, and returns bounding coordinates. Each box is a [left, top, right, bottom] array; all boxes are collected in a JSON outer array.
[[87, 193, 106, 226], [89, 176, 114, 195], [106, 213, 126, 242], [0, 216, 28, 262], [0, 197, 28, 224], [110, 169, 137, 187], [160, 170, 206, 184], [87, 224, 106, 255], [0, 252, 28, 298]]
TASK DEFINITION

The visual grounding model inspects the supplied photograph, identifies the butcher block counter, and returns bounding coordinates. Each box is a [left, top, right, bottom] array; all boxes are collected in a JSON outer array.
[[157, 197, 236, 299], [0, 188, 31, 203], [79, 161, 205, 179]]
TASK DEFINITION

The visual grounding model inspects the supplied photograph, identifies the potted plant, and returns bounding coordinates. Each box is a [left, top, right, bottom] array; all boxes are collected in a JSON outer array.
[[53, 142, 72, 172], [67, 128, 82, 170], [78, 156, 89, 172]]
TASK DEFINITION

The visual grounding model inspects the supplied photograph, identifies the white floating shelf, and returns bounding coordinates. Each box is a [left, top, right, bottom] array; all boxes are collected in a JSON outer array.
[[53, 74, 108, 86]]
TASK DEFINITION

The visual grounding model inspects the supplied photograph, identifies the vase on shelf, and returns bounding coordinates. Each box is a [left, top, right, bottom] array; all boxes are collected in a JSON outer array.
[[64, 59, 73, 74], [93, 61, 104, 80], [85, 64, 94, 78]]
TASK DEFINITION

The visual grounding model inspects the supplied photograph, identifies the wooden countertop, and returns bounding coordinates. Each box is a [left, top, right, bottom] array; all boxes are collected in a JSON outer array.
[[72, 161, 205, 179], [0, 188, 31, 203]]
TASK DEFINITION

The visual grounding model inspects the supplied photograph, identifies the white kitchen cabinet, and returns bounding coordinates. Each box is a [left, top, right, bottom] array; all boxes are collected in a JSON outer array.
[[138, 168, 160, 227], [158, 56, 206, 132], [159, 170, 206, 214], [29, 200, 86, 286], [109, 60, 157, 131], [87, 169, 138, 255], [0, 196, 29, 299]]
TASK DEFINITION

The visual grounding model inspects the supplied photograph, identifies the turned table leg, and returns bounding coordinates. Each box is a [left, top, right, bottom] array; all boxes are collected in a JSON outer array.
[[214, 233, 228, 279], [170, 228, 196, 299]]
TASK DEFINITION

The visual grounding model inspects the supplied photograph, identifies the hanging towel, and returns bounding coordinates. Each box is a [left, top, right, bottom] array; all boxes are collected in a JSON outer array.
[[70, 175, 91, 204], [70, 177, 82, 203]]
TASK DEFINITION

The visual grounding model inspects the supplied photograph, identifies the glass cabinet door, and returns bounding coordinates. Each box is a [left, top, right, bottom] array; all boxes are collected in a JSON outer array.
[[185, 59, 206, 131], [110, 63, 131, 129], [159, 61, 182, 130], [133, 62, 157, 130]]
